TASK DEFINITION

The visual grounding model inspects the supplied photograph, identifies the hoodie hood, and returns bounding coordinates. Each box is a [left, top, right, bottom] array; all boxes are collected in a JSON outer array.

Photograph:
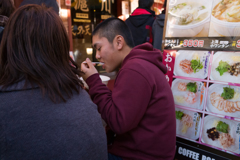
[[155, 14, 165, 27], [122, 43, 167, 74], [128, 8, 155, 27], [20, 0, 59, 14]]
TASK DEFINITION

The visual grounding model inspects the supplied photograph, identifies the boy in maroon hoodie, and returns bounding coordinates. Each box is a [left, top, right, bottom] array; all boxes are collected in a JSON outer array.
[[81, 17, 176, 160]]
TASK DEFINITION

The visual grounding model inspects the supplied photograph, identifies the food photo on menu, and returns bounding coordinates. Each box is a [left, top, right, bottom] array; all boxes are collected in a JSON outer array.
[[166, 0, 212, 37], [171, 78, 205, 110], [210, 52, 240, 84], [174, 50, 210, 79], [175, 108, 201, 140], [206, 83, 240, 118], [209, 0, 240, 37], [201, 115, 240, 154]]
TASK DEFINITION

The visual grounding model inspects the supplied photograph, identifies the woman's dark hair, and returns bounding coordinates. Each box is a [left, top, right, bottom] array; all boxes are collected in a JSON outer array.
[[0, 4, 82, 103], [92, 17, 135, 48], [0, 0, 15, 17], [138, 0, 154, 10]]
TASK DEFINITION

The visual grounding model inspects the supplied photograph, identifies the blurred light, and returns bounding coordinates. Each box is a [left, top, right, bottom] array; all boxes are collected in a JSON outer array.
[[118, 14, 129, 21], [74, 50, 79, 57], [86, 48, 93, 55], [69, 51, 75, 61], [60, 9, 68, 18]]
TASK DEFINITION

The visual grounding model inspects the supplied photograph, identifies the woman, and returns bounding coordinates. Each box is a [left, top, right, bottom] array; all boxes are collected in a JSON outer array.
[[0, 0, 15, 43], [0, 4, 107, 160]]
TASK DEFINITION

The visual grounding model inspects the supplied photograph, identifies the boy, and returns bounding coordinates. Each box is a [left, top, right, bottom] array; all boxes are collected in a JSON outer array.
[[81, 17, 176, 160]]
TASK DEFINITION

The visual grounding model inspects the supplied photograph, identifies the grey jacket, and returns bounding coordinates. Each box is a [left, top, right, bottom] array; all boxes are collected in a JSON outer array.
[[0, 81, 107, 160], [152, 14, 165, 51]]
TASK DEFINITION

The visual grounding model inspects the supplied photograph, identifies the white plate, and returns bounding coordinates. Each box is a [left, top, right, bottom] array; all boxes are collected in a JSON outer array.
[[172, 78, 205, 110], [202, 115, 240, 154], [210, 52, 240, 84], [206, 84, 240, 118], [176, 108, 201, 140], [174, 50, 210, 79]]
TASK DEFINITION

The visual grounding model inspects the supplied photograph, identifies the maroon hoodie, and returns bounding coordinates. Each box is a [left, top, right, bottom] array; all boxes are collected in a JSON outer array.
[[86, 43, 176, 160]]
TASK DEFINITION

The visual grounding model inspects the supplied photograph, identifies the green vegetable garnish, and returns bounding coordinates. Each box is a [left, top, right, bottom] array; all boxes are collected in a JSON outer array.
[[172, 3, 187, 10], [176, 111, 184, 120], [215, 60, 230, 76], [216, 121, 229, 133], [221, 86, 235, 100], [201, 6, 206, 9], [186, 82, 197, 93], [191, 59, 203, 73]]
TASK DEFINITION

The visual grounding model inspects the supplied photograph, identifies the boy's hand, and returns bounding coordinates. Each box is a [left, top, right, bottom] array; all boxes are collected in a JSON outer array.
[[81, 58, 98, 80]]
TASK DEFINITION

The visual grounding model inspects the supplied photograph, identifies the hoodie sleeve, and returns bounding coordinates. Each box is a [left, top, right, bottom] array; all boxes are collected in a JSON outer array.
[[86, 70, 152, 135]]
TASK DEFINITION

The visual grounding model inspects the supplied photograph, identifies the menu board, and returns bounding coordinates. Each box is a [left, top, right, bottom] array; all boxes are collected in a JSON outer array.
[[164, 0, 240, 51], [163, 0, 240, 159], [164, 50, 240, 158], [163, 0, 240, 158]]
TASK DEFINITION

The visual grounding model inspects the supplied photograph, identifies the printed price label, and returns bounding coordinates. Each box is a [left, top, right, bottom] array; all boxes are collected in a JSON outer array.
[[183, 39, 204, 48]]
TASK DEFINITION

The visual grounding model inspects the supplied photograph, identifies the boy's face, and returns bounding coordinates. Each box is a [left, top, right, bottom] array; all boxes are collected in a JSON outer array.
[[92, 34, 122, 73]]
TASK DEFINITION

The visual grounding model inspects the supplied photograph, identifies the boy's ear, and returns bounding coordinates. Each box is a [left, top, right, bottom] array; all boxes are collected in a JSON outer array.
[[115, 35, 124, 50]]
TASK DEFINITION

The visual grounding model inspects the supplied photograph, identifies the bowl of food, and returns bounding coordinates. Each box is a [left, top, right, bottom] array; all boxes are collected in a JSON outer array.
[[80, 75, 110, 89], [99, 75, 110, 85], [211, 0, 240, 36], [167, 0, 211, 37]]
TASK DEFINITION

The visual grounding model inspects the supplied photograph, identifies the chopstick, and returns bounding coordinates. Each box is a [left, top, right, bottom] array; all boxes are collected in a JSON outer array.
[[83, 62, 104, 65]]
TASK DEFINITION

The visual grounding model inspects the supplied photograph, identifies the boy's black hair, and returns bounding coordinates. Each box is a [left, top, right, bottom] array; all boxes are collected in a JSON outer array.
[[92, 17, 135, 48]]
